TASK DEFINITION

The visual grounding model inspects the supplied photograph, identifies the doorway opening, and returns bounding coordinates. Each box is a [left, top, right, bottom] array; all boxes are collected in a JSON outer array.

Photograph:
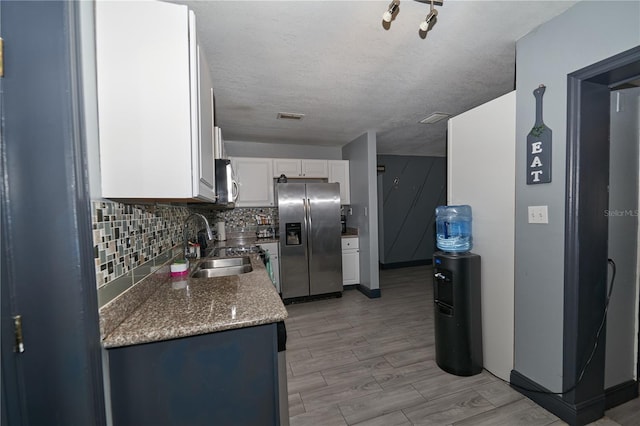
[[563, 45, 640, 416]]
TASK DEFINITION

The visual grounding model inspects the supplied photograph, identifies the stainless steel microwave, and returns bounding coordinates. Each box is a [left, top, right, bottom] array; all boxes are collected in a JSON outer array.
[[215, 159, 238, 207]]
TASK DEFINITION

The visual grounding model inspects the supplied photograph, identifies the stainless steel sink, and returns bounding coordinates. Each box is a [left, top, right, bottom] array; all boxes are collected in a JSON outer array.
[[190, 256, 253, 278], [199, 257, 251, 269]]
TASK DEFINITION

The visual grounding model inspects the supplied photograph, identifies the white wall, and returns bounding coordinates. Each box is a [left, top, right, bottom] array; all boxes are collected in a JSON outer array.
[[342, 131, 380, 292], [514, 1, 640, 392], [447, 91, 516, 381], [225, 139, 343, 159]]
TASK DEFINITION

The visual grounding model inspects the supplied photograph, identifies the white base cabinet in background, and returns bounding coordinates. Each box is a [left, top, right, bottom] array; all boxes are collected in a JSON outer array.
[[341, 237, 359, 285], [96, 1, 215, 201], [230, 157, 274, 207], [258, 242, 280, 293]]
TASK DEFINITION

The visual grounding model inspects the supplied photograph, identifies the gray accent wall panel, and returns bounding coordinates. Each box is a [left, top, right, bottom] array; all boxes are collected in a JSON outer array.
[[377, 155, 446, 265]]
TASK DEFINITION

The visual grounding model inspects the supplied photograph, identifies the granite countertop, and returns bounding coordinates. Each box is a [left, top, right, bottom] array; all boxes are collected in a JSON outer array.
[[101, 254, 288, 349]]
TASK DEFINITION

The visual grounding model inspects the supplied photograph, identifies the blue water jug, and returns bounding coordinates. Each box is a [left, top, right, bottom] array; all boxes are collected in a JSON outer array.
[[436, 205, 473, 253]]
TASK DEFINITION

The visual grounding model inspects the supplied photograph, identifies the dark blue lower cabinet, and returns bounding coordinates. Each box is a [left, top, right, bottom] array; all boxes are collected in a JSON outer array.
[[107, 323, 280, 426]]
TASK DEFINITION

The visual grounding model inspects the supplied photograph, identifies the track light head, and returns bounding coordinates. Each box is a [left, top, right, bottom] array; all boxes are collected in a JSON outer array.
[[383, 0, 399, 23], [419, 8, 438, 32]]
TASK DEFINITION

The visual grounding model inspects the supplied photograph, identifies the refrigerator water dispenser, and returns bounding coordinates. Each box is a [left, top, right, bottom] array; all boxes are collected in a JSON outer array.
[[285, 223, 302, 246]]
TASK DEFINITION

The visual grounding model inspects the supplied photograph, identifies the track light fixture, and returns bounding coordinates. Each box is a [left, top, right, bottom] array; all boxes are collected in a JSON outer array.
[[382, 0, 442, 33], [382, 0, 399, 23], [419, 1, 438, 32]]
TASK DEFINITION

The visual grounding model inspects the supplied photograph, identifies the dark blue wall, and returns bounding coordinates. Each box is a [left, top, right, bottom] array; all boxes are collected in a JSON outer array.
[[1, 1, 106, 424], [377, 155, 446, 267]]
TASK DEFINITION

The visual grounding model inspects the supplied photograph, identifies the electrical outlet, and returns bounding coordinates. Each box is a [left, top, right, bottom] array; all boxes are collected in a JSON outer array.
[[528, 205, 549, 224]]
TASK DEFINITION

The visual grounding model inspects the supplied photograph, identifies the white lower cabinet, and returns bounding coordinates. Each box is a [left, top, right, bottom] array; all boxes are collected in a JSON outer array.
[[341, 237, 359, 285], [259, 242, 280, 293]]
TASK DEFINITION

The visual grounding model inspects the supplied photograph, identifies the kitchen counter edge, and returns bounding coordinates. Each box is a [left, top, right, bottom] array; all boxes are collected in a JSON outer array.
[[100, 254, 287, 349]]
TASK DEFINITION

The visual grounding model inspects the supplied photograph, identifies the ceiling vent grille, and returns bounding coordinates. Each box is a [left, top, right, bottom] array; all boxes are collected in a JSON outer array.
[[419, 112, 451, 124], [277, 112, 305, 120]]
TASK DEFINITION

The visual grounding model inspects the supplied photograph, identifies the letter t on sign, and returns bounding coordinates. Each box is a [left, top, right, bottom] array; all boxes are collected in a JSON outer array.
[[526, 85, 552, 184]]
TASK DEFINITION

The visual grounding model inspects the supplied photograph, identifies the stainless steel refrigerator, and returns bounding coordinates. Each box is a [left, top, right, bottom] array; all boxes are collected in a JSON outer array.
[[277, 182, 342, 300]]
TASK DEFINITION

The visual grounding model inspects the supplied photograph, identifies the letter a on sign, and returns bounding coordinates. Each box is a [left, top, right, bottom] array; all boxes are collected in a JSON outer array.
[[526, 85, 552, 184]]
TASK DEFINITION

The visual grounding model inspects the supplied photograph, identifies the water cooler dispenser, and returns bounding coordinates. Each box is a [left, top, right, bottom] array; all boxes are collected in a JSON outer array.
[[433, 205, 482, 376]]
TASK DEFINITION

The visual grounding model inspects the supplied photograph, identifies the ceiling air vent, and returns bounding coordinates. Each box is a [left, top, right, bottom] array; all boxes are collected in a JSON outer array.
[[419, 112, 451, 124], [277, 112, 305, 120]]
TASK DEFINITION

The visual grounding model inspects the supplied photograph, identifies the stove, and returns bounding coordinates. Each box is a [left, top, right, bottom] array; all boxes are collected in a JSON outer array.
[[218, 246, 263, 256]]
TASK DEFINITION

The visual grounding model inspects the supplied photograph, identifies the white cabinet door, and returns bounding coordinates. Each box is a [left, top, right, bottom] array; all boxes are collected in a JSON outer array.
[[301, 160, 328, 178], [342, 237, 359, 285], [342, 249, 360, 285], [231, 157, 274, 207], [273, 158, 302, 178], [196, 44, 215, 198], [259, 242, 280, 293], [328, 160, 350, 204], [272, 159, 328, 178], [96, 2, 214, 201]]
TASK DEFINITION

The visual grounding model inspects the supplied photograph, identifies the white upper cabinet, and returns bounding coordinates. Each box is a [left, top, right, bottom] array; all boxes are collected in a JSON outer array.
[[96, 1, 215, 201], [272, 158, 302, 178], [328, 160, 351, 204], [301, 160, 329, 178], [230, 157, 274, 207], [273, 159, 328, 178]]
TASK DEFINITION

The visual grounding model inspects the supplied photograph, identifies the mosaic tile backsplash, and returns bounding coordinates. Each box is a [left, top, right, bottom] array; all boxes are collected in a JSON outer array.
[[92, 201, 191, 287], [196, 206, 279, 237], [91, 202, 280, 289]]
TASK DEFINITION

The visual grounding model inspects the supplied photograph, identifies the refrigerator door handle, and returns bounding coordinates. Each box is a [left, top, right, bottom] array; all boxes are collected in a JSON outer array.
[[302, 198, 308, 223], [302, 198, 310, 263], [306, 198, 313, 265]]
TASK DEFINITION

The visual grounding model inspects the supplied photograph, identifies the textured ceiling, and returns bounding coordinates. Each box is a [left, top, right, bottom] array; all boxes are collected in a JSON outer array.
[[171, 1, 577, 156]]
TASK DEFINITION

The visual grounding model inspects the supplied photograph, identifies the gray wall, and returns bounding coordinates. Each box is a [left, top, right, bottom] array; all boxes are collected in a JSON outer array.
[[377, 155, 446, 265], [342, 131, 380, 291], [225, 140, 343, 159], [605, 87, 639, 388], [514, 1, 640, 391]]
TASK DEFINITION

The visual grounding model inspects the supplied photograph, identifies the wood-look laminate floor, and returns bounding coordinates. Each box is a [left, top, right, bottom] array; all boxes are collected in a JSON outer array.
[[284, 265, 640, 426]]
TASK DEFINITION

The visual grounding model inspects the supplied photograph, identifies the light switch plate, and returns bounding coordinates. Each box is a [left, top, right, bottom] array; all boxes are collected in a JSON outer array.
[[528, 205, 549, 224]]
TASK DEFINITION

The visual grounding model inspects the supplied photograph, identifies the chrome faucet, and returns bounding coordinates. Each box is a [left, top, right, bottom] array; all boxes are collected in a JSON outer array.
[[183, 213, 214, 259]]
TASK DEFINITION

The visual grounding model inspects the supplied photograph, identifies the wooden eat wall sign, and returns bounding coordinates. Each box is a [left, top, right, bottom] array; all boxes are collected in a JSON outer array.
[[527, 84, 552, 184]]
